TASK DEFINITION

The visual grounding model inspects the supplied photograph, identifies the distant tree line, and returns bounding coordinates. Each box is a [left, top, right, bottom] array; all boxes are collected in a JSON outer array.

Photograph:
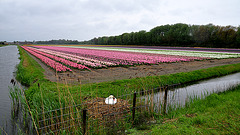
[[0, 41, 7, 45], [81, 23, 240, 48], [35, 39, 79, 45]]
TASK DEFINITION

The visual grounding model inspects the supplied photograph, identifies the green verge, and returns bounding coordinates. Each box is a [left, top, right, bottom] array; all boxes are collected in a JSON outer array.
[[17, 45, 240, 112], [128, 85, 240, 135], [16, 46, 46, 86], [0, 45, 7, 47]]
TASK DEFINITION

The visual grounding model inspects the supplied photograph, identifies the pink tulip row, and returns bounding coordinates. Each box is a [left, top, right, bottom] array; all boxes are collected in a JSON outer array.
[[25, 46, 90, 70], [35, 46, 140, 66], [33, 46, 116, 67], [34, 48, 109, 68], [21, 46, 72, 72], [34, 46, 208, 66]]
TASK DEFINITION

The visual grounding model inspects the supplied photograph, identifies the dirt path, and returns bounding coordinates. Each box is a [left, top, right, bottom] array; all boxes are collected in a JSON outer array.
[[28, 54, 240, 84]]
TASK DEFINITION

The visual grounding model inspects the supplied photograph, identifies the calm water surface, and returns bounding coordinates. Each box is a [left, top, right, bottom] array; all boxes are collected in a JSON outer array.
[[0, 45, 20, 134], [145, 72, 240, 112]]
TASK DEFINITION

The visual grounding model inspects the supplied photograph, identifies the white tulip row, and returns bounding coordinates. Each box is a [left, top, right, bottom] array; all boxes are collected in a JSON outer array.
[[62, 46, 240, 59]]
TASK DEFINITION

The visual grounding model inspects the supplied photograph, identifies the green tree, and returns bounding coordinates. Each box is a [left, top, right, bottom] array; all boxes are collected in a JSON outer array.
[[235, 26, 240, 48], [150, 24, 171, 45]]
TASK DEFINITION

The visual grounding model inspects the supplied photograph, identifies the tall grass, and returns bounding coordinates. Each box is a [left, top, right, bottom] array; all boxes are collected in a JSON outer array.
[[9, 86, 22, 117], [129, 85, 240, 135]]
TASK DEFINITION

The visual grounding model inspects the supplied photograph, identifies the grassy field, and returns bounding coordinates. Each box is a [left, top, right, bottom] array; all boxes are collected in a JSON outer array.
[[128, 85, 240, 135]]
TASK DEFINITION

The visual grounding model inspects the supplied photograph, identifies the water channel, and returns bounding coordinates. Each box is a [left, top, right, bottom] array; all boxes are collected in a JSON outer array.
[[0, 45, 21, 134], [0, 45, 239, 134], [143, 72, 240, 112]]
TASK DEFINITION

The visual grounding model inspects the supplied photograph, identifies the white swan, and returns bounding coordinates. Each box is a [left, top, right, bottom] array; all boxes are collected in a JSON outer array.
[[105, 95, 117, 105]]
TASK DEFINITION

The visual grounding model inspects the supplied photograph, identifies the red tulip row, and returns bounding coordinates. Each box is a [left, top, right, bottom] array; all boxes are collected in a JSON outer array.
[[21, 46, 72, 72]]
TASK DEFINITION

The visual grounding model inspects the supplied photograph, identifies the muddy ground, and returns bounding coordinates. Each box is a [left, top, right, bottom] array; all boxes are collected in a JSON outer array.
[[28, 52, 240, 84]]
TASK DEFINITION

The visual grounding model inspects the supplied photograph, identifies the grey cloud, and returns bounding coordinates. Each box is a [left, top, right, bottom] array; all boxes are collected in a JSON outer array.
[[0, 0, 240, 41]]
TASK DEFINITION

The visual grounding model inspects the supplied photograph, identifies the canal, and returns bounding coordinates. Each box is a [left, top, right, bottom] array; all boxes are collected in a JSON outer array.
[[0, 45, 30, 135], [143, 72, 240, 113]]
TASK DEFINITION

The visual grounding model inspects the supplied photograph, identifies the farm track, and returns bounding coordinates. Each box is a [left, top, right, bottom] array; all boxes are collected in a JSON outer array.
[[26, 50, 240, 84]]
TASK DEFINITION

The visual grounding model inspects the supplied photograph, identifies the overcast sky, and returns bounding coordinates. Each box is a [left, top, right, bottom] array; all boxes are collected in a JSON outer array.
[[0, 0, 239, 42]]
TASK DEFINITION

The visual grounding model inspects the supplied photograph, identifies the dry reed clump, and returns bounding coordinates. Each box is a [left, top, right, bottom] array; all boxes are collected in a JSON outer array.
[[83, 97, 130, 121]]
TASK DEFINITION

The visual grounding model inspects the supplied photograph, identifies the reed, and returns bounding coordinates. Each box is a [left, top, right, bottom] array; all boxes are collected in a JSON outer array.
[[141, 85, 240, 134], [13, 74, 240, 134], [0, 126, 8, 135], [9, 86, 22, 118]]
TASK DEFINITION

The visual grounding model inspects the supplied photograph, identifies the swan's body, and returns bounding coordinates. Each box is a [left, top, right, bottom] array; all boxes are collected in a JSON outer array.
[[105, 95, 117, 105]]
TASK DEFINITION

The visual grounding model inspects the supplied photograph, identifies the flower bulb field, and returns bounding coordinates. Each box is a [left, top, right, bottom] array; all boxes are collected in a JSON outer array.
[[21, 45, 240, 84]]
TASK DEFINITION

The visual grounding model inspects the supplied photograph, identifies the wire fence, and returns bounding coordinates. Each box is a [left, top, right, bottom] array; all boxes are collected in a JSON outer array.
[[35, 84, 180, 134]]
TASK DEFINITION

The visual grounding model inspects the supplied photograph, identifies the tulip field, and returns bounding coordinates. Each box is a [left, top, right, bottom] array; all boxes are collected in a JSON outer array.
[[21, 45, 240, 72]]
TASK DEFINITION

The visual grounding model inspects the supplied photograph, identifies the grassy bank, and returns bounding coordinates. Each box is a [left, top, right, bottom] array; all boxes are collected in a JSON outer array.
[[0, 45, 7, 47], [129, 85, 240, 135], [17, 45, 240, 111], [16, 46, 46, 86]]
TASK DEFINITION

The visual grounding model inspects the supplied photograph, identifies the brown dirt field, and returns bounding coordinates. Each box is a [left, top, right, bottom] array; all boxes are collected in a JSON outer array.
[[28, 52, 240, 84]]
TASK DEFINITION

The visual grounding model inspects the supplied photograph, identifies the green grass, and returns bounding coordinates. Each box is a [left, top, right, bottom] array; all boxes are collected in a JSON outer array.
[[128, 85, 240, 135], [0, 44, 7, 47], [16, 46, 46, 86]]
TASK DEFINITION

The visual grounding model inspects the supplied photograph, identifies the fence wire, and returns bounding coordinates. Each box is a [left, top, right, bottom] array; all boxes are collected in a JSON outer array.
[[36, 84, 180, 134]]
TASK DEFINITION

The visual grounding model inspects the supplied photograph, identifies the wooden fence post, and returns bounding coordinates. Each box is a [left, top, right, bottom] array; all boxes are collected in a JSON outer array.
[[82, 109, 87, 135], [163, 87, 168, 115], [132, 92, 137, 122]]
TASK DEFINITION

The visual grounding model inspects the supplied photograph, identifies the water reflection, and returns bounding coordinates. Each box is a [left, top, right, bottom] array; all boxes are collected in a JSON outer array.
[[0, 46, 21, 134], [142, 72, 240, 113]]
